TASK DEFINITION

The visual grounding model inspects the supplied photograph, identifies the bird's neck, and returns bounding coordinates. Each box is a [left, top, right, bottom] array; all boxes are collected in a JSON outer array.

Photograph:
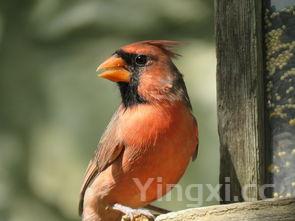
[[117, 82, 146, 107]]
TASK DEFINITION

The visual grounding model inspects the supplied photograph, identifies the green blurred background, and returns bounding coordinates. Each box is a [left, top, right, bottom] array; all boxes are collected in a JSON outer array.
[[0, 0, 218, 220]]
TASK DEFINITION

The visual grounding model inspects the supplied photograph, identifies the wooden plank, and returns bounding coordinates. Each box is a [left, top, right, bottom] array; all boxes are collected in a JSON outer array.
[[215, 0, 266, 202], [155, 197, 295, 221]]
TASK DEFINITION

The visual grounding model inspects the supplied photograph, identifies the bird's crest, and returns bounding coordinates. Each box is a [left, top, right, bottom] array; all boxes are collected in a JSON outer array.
[[141, 40, 181, 58]]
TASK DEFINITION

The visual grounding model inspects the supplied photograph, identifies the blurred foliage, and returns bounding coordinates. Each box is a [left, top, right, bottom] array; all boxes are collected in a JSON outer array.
[[0, 0, 217, 221]]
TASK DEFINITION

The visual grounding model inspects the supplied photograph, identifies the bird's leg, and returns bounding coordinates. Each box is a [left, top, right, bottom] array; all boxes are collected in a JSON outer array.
[[112, 204, 155, 221]]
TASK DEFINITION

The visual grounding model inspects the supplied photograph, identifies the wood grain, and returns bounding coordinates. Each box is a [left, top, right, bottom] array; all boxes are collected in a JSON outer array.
[[215, 0, 266, 202], [156, 197, 295, 221]]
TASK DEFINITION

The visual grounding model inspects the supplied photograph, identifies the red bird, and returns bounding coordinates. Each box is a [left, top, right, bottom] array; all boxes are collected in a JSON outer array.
[[79, 40, 198, 221]]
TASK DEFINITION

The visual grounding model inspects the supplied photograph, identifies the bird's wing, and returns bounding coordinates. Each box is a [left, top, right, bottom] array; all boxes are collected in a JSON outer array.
[[79, 107, 125, 216], [192, 116, 199, 161]]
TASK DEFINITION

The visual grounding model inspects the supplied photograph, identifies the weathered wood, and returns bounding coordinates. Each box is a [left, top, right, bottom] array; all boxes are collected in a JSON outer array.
[[155, 197, 295, 221], [215, 0, 266, 202]]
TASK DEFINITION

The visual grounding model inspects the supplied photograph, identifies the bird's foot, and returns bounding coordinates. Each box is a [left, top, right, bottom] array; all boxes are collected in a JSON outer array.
[[112, 204, 155, 221]]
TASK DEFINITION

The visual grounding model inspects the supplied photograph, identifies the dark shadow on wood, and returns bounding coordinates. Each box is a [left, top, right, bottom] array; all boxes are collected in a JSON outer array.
[[219, 147, 242, 203]]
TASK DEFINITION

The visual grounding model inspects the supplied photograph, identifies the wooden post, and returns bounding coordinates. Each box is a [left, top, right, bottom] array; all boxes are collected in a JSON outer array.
[[215, 0, 266, 202]]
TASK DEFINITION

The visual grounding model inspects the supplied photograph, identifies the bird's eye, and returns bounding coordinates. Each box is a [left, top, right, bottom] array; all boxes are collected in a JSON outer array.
[[135, 55, 148, 66]]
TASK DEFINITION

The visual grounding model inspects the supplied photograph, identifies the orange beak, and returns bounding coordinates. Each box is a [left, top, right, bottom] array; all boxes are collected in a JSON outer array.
[[96, 56, 131, 82]]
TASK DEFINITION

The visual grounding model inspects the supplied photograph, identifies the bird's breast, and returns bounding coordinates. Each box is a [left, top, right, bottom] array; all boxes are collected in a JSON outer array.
[[118, 103, 174, 148], [105, 102, 197, 206]]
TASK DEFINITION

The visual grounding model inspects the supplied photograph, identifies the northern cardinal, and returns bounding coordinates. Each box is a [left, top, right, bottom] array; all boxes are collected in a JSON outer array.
[[79, 40, 198, 221]]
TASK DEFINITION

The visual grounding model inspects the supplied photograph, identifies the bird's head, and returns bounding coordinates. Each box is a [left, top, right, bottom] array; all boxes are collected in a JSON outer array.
[[97, 40, 191, 108]]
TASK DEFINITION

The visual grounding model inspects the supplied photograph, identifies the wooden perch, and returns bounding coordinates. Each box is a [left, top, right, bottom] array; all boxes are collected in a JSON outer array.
[[155, 197, 295, 221]]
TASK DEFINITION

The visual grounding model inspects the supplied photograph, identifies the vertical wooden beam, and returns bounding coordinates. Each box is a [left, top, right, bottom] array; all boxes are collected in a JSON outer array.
[[215, 0, 266, 202]]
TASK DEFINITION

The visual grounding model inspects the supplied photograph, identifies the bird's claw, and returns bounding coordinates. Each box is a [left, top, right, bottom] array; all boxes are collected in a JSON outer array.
[[112, 204, 155, 221]]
